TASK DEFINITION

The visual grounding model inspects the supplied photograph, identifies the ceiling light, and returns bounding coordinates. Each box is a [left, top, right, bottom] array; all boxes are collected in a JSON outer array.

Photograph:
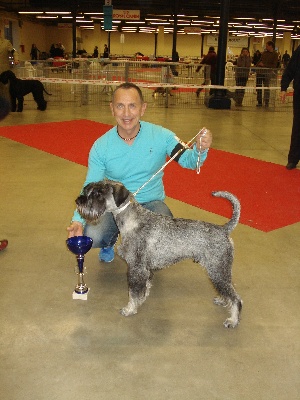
[[37, 16, 58, 19], [145, 18, 168, 21], [262, 18, 285, 22], [177, 14, 198, 18], [150, 22, 171, 25], [45, 12, 71, 14], [18, 11, 43, 14], [147, 14, 171, 17], [192, 20, 214, 24], [76, 19, 93, 23], [125, 21, 145, 24]]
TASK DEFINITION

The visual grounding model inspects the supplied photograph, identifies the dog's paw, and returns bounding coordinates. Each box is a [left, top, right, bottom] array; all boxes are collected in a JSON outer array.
[[214, 297, 228, 307], [223, 318, 239, 328], [120, 305, 137, 317]]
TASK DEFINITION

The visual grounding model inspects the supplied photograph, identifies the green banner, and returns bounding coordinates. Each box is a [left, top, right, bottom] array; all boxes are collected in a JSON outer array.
[[103, 5, 113, 30]]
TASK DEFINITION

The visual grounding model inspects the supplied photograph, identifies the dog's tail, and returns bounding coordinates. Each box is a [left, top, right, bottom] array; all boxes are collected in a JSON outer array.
[[212, 191, 241, 233], [43, 87, 52, 96]]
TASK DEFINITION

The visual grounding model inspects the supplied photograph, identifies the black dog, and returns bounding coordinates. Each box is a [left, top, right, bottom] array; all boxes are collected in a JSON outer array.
[[0, 70, 51, 112]]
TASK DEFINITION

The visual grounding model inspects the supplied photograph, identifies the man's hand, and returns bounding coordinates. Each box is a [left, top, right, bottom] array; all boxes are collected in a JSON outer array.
[[280, 91, 287, 103], [67, 221, 83, 238], [196, 128, 212, 151]]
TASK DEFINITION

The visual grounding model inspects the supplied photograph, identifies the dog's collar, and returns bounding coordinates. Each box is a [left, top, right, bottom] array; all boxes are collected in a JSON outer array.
[[113, 199, 132, 215]]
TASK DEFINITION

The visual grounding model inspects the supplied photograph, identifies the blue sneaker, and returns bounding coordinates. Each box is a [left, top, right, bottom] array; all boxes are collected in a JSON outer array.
[[99, 247, 114, 263]]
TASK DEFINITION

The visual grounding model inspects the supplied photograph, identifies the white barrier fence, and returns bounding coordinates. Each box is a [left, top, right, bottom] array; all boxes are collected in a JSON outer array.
[[11, 60, 294, 110]]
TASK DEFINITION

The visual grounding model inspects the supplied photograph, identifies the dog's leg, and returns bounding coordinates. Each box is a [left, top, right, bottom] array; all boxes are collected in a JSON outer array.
[[145, 271, 154, 298], [213, 284, 242, 328], [17, 96, 24, 112], [207, 268, 242, 328], [120, 267, 151, 316], [10, 96, 17, 112], [33, 91, 47, 111]]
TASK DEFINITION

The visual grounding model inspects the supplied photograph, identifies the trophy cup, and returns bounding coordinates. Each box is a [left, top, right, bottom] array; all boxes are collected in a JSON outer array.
[[66, 236, 93, 300]]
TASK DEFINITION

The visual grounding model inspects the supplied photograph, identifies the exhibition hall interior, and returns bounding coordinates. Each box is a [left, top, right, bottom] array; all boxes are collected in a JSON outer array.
[[0, 1, 300, 399]]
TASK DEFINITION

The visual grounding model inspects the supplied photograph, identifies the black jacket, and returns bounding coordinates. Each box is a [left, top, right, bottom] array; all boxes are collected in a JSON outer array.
[[281, 46, 300, 92]]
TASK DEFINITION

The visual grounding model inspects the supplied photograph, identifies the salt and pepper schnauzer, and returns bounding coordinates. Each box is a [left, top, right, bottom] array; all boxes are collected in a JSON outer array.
[[0, 70, 51, 112], [76, 180, 243, 328]]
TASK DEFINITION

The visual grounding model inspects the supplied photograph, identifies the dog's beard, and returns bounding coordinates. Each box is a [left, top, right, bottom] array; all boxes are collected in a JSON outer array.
[[76, 204, 102, 224], [76, 195, 107, 224]]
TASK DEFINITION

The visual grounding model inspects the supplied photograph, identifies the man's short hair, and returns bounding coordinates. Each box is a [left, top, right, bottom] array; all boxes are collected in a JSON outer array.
[[266, 41, 275, 49], [209, 46, 215, 51], [112, 82, 144, 103]]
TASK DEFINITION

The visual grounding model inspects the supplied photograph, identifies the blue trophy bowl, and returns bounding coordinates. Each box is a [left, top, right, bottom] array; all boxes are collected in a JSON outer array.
[[67, 236, 93, 296], [66, 236, 93, 256]]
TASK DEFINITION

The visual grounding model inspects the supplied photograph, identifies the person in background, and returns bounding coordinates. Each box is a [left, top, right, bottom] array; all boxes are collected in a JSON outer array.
[[58, 42, 65, 56], [252, 50, 261, 65], [92, 46, 99, 58], [0, 29, 19, 73], [52, 43, 64, 58], [282, 50, 291, 68], [0, 29, 19, 100], [256, 41, 278, 107], [103, 44, 109, 58], [195, 46, 217, 97], [280, 46, 300, 170], [234, 47, 252, 106], [67, 82, 212, 263], [49, 44, 55, 58], [30, 43, 39, 60]]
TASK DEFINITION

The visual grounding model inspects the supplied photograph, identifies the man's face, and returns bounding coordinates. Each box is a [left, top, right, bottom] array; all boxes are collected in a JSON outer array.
[[266, 43, 273, 52], [110, 88, 147, 136]]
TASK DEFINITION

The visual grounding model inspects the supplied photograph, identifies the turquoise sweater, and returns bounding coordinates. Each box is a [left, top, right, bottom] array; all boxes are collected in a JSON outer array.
[[72, 121, 208, 224]]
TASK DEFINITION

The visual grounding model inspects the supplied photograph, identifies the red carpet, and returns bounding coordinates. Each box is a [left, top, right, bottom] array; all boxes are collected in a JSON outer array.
[[0, 120, 112, 165], [1, 119, 300, 232]]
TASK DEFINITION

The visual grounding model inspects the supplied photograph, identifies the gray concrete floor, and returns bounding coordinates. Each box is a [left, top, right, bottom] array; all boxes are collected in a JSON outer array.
[[0, 103, 299, 400]]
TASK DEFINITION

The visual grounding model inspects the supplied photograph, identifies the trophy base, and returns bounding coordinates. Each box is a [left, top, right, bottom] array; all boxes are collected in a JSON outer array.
[[72, 288, 89, 300]]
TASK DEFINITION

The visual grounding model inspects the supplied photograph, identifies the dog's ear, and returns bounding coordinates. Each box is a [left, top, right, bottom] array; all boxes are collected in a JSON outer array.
[[111, 182, 130, 207]]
